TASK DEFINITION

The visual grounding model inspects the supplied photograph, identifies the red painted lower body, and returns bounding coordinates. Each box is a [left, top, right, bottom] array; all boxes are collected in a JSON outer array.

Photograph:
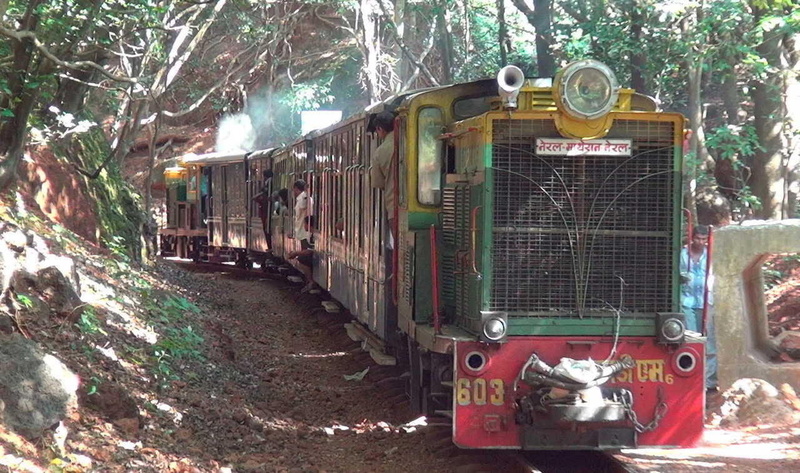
[[452, 337, 705, 449]]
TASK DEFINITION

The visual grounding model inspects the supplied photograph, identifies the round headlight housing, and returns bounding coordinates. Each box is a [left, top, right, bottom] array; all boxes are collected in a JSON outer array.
[[661, 318, 685, 343], [483, 318, 507, 341], [557, 60, 620, 120]]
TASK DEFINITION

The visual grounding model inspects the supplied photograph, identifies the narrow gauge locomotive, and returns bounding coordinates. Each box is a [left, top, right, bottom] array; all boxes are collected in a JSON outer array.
[[159, 60, 705, 450]]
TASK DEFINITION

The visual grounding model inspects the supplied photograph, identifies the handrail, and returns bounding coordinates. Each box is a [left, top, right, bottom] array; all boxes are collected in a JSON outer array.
[[682, 208, 693, 272], [702, 225, 714, 335], [470, 206, 482, 277], [430, 225, 441, 333], [391, 117, 401, 305]]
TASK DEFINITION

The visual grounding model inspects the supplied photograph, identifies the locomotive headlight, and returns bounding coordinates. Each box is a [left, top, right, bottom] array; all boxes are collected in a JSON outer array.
[[480, 311, 508, 343], [484, 319, 506, 340], [662, 319, 684, 341], [657, 312, 686, 345], [556, 60, 620, 121]]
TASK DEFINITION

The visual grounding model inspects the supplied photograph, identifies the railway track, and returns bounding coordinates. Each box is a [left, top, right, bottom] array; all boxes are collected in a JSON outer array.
[[515, 450, 633, 473], [174, 260, 637, 473]]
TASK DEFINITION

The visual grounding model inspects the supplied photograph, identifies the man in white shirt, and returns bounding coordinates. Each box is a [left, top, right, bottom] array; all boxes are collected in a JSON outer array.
[[292, 179, 313, 241]]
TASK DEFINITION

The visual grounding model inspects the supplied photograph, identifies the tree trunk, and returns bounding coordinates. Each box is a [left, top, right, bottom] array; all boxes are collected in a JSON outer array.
[[497, 0, 508, 67], [749, 6, 788, 219], [435, 0, 453, 83], [721, 69, 742, 125], [393, 0, 410, 90], [510, 0, 555, 76], [0, 0, 45, 191], [53, 48, 110, 115], [141, 117, 161, 261], [531, 0, 555, 77], [785, 33, 800, 217], [629, 3, 647, 94], [361, 0, 381, 103], [688, 60, 713, 174]]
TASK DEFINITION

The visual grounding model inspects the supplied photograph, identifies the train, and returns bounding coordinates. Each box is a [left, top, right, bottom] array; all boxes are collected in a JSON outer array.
[[159, 59, 706, 450]]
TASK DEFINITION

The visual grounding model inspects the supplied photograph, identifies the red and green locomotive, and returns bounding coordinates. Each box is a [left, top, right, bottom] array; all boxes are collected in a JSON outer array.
[[161, 59, 706, 450]]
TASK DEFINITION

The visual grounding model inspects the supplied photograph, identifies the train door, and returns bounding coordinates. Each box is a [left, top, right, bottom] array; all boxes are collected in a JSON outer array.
[[221, 165, 229, 245], [209, 165, 226, 247]]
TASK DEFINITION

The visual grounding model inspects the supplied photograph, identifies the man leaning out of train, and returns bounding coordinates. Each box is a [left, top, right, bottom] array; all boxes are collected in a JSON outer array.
[[369, 111, 396, 249]]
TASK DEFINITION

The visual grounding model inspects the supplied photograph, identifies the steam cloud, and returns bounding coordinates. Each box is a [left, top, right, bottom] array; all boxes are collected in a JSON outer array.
[[215, 113, 257, 153]]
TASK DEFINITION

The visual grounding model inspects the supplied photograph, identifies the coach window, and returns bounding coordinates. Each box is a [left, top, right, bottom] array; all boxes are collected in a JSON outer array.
[[418, 107, 444, 206]]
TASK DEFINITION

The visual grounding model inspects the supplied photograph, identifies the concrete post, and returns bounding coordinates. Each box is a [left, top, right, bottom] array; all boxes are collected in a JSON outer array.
[[712, 219, 800, 390]]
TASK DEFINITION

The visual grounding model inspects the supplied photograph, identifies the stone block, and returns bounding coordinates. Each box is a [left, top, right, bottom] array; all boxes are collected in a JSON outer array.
[[0, 334, 79, 438], [712, 219, 800, 390]]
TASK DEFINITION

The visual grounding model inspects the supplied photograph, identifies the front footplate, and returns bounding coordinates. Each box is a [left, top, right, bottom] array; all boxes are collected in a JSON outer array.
[[521, 427, 637, 450], [546, 402, 627, 423]]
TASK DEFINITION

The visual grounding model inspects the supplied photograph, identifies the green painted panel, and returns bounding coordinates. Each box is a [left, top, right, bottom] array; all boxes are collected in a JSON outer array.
[[508, 317, 656, 336], [415, 231, 433, 324], [408, 211, 438, 229]]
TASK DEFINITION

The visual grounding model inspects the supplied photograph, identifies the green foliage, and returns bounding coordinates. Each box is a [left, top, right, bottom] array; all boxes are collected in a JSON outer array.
[[68, 127, 146, 260], [16, 294, 34, 310], [86, 376, 102, 396], [51, 224, 81, 247], [142, 294, 204, 388], [154, 325, 204, 362], [737, 186, 763, 212], [763, 254, 800, 290], [75, 307, 107, 336], [163, 296, 201, 315], [705, 124, 762, 162], [141, 293, 201, 324]]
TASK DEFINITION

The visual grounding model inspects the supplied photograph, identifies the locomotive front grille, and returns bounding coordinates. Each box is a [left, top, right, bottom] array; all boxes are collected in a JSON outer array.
[[490, 119, 677, 317]]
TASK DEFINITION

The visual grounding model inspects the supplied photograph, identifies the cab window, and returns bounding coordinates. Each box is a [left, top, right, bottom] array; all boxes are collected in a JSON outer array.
[[453, 96, 491, 120], [417, 107, 444, 206]]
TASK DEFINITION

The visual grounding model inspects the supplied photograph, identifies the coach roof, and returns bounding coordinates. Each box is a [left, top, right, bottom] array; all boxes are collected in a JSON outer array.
[[179, 151, 248, 165]]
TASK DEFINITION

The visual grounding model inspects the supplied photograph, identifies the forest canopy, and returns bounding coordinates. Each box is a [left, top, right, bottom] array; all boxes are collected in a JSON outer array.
[[1, 0, 798, 226]]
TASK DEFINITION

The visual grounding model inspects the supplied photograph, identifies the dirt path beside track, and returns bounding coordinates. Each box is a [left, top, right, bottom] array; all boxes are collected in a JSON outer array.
[[165, 266, 468, 472], [144, 264, 519, 472]]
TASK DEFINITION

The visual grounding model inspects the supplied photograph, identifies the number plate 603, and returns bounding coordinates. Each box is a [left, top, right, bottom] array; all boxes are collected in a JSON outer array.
[[456, 378, 505, 406]]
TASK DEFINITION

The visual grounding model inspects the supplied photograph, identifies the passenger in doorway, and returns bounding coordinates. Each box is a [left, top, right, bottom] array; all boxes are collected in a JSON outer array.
[[369, 111, 397, 247], [680, 224, 716, 391], [287, 215, 316, 293], [252, 170, 274, 249], [292, 179, 313, 241], [273, 188, 289, 216], [335, 218, 344, 239]]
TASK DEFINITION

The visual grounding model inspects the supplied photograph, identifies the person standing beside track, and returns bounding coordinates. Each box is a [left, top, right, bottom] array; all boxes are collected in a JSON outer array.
[[680, 224, 717, 392]]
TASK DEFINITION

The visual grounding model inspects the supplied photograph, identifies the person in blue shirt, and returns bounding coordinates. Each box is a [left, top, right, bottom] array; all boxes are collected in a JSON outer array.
[[680, 225, 716, 391]]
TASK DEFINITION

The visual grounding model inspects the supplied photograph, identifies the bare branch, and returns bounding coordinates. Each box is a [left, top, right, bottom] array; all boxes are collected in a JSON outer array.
[[0, 25, 137, 84], [161, 43, 260, 118], [377, 0, 440, 87], [402, 32, 436, 90]]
